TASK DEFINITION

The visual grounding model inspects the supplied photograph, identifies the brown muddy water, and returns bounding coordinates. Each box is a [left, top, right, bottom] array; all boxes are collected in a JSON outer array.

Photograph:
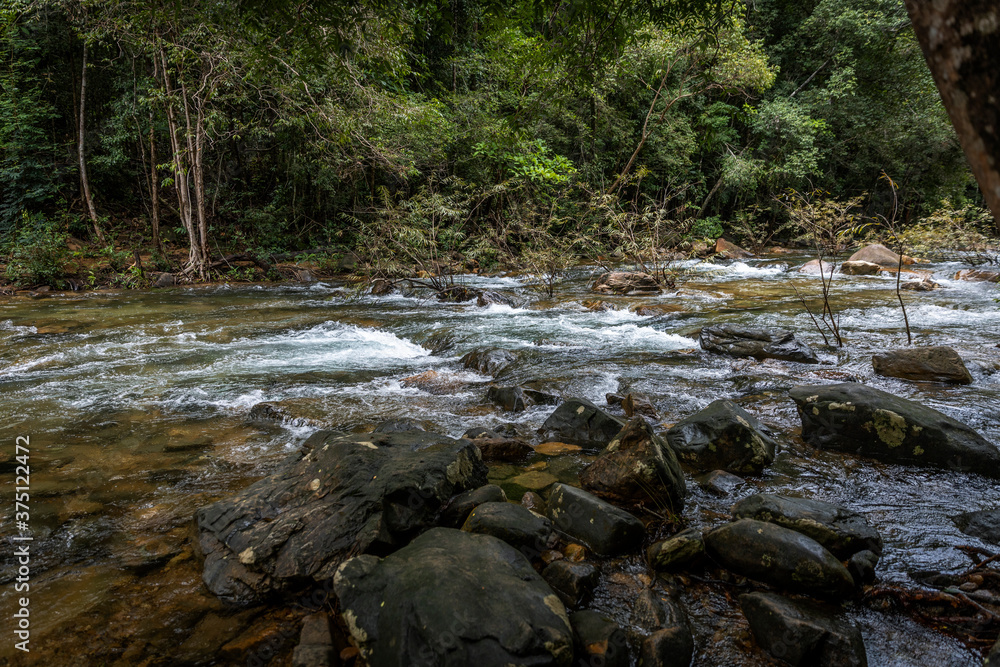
[[1, 254, 999, 666]]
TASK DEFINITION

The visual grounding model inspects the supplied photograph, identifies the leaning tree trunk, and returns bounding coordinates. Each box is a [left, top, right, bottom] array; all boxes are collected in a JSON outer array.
[[903, 0, 1000, 232], [78, 41, 105, 244]]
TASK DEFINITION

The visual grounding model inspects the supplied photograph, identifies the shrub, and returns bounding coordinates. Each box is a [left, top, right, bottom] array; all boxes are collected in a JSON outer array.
[[3, 211, 69, 287]]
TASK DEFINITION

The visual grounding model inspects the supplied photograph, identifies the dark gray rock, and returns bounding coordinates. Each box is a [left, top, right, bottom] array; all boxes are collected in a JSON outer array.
[[292, 613, 334, 667], [952, 508, 1000, 545], [704, 519, 855, 598], [631, 589, 691, 636], [872, 346, 973, 384], [647, 528, 704, 572], [538, 398, 626, 451], [373, 418, 428, 433], [638, 627, 695, 667], [487, 385, 526, 412], [152, 271, 175, 288], [470, 435, 534, 462], [580, 417, 686, 513], [477, 290, 525, 308], [522, 491, 547, 515], [987, 633, 1000, 667], [334, 528, 573, 667], [740, 592, 867, 667], [569, 611, 628, 667], [440, 484, 507, 528], [545, 483, 644, 556], [848, 550, 878, 586], [699, 325, 819, 364], [196, 431, 487, 604], [542, 560, 599, 608], [696, 470, 745, 495], [790, 383, 1000, 477], [461, 348, 518, 376], [666, 400, 778, 474], [731, 494, 883, 559], [592, 271, 661, 295], [461, 501, 553, 555]]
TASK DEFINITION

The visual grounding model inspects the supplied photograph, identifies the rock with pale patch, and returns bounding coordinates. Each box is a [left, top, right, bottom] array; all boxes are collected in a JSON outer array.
[[538, 398, 626, 451], [334, 528, 574, 667], [545, 483, 644, 556], [666, 400, 778, 474], [789, 383, 1000, 477], [872, 346, 973, 384], [839, 260, 882, 276], [798, 259, 835, 275]]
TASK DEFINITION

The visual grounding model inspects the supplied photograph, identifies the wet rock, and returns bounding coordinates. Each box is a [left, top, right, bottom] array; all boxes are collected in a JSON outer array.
[[370, 278, 394, 295], [474, 436, 534, 462], [580, 417, 686, 512], [696, 470, 745, 495], [987, 634, 1000, 666], [196, 430, 487, 604], [954, 269, 1000, 283], [592, 271, 661, 295], [848, 550, 878, 586], [647, 528, 705, 572], [570, 611, 628, 667], [716, 238, 753, 259], [731, 494, 883, 559], [420, 329, 457, 354], [399, 369, 469, 395], [840, 260, 882, 276], [333, 528, 573, 667], [487, 385, 526, 412], [293, 269, 315, 283], [848, 243, 914, 267], [438, 285, 478, 302], [545, 483, 644, 556], [477, 290, 525, 308], [543, 560, 600, 608], [606, 392, 658, 418], [440, 484, 507, 528], [152, 272, 175, 288], [521, 491, 547, 514], [952, 508, 1000, 545], [700, 325, 819, 364], [373, 418, 428, 433], [900, 278, 939, 291], [740, 592, 868, 667], [292, 613, 334, 667], [462, 501, 553, 554], [704, 519, 855, 598], [666, 400, 778, 474], [790, 383, 1000, 477], [582, 299, 618, 312], [461, 347, 517, 376], [504, 470, 559, 499], [798, 259, 834, 274], [872, 346, 973, 384], [248, 402, 292, 423], [538, 398, 626, 451], [638, 627, 695, 667]]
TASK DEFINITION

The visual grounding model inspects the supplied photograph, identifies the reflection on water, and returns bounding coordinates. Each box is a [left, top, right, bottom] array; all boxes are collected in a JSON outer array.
[[0, 255, 997, 664]]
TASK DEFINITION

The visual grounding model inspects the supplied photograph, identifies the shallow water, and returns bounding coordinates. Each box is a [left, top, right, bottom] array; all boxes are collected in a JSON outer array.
[[1, 254, 998, 664]]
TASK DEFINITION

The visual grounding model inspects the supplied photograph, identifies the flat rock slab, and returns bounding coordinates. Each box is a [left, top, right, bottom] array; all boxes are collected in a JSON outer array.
[[666, 400, 778, 474], [539, 398, 626, 451], [872, 346, 973, 384], [545, 483, 644, 556], [196, 431, 487, 604], [790, 383, 1000, 477], [592, 271, 661, 294], [731, 493, 883, 560], [740, 592, 867, 667], [700, 325, 818, 364], [705, 519, 855, 598], [334, 528, 574, 667]]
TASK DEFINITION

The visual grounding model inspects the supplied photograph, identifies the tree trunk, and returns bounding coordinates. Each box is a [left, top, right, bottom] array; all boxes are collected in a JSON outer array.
[[903, 0, 1000, 232], [78, 41, 104, 243], [149, 111, 163, 256]]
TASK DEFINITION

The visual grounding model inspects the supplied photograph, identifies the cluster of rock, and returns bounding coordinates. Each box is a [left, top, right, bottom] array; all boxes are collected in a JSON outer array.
[[201, 362, 1000, 665]]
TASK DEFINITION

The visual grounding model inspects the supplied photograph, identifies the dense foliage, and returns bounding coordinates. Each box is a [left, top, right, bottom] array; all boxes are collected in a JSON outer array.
[[0, 0, 989, 285]]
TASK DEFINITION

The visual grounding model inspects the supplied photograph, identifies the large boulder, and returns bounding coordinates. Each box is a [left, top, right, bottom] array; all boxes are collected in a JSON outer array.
[[798, 259, 835, 275], [461, 348, 517, 376], [740, 592, 867, 667], [334, 528, 574, 667], [952, 508, 1000, 545], [716, 238, 753, 259], [789, 383, 1000, 477], [580, 417, 686, 513], [839, 260, 882, 276], [871, 346, 973, 384], [196, 430, 487, 604], [545, 484, 644, 556], [666, 400, 778, 474], [847, 243, 914, 267], [538, 398, 626, 451], [704, 519, 855, 598], [700, 325, 819, 364], [731, 494, 883, 560], [592, 271, 661, 295]]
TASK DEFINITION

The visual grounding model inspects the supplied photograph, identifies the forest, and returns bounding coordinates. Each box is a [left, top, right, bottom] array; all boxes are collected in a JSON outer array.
[[0, 0, 994, 288]]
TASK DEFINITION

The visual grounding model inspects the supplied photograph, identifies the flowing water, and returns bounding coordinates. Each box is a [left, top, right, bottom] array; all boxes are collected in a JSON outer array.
[[1, 254, 998, 665]]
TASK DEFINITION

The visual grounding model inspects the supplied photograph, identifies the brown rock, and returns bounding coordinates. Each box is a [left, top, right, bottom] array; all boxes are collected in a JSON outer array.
[[715, 238, 753, 259], [592, 271, 661, 295], [872, 346, 973, 384], [901, 278, 939, 291], [606, 392, 658, 418], [798, 259, 835, 274], [399, 370, 467, 395], [582, 299, 618, 312], [839, 260, 882, 276], [631, 303, 686, 317], [535, 441, 582, 456], [954, 269, 1000, 282], [847, 243, 915, 266]]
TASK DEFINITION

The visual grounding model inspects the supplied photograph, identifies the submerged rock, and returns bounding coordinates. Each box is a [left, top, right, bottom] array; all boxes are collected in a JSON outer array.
[[666, 400, 778, 474], [196, 430, 487, 604], [538, 398, 626, 451], [545, 483, 644, 556], [700, 325, 819, 364], [461, 347, 517, 376], [740, 592, 868, 667], [461, 501, 553, 554], [848, 243, 914, 267], [840, 260, 882, 276], [399, 369, 468, 395], [696, 470, 745, 495], [334, 528, 573, 667], [580, 417, 686, 513], [592, 271, 661, 295], [952, 508, 1000, 545], [704, 519, 855, 598], [789, 383, 1000, 477], [871, 346, 973, 384], [731, 494, 883, 560]]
